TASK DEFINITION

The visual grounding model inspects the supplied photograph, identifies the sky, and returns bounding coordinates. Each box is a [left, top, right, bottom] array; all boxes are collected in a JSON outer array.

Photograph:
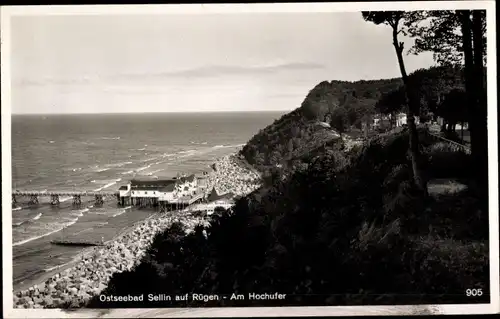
[[9, 12, 436, 114]]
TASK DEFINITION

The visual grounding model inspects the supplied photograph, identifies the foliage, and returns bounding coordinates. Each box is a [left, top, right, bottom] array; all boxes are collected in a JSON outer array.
[[406, 10, 486, 66], [438, 88, 468, 124], [376, 66, 465, 118], [240, 77, 402, 174], [86, 129, 488, 308]]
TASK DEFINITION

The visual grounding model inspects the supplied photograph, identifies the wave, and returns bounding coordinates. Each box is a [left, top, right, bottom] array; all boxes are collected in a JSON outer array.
[[210, 143, 245, 150], [121, 170, 134, 175], [13, 212, 42, 227], [12, 207, 22, 211], [99, 137, 121, 140], [49, 141, 55, 144], [112, 211, 125, 218], [72, 227, 94, 236], [105, 161, 133, 168], [136, 165, 151, 173], [91, 211, 109, 215], [162, 153, 175, 158], [178, 150, 197, 154], [60, 196, 72, 203], [13, 220, 28, 227], [72, 208, 89, 217], [147, 169, 164, 176], [112, 206, 131, 218], [96, 168, 110, 173], [136, 148, 146, 151], [93, 178, 121, 191], [12, 218, 78, 247], [44, 261, 72, 272]]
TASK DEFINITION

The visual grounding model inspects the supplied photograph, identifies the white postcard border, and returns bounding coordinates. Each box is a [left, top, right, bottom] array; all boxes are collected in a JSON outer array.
[[1, 1, 498, 318]]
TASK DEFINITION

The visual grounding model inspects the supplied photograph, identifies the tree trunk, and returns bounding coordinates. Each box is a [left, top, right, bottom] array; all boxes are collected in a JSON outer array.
[[472, 10, 488, 193], [460, 12, 477, 143], [392, 21, 427, 196]]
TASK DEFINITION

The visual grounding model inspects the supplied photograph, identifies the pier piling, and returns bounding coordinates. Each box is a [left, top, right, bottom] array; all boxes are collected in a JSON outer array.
[[95, 194, 104, 206], [12, 194, 17, 205], [73, 194, 82, 206], [29, 195, 39, 205], [50, 194, 60, 205]]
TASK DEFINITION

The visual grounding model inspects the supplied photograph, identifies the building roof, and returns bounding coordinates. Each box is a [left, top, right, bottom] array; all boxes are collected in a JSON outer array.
[[132, 187, 161, 191], [177, 174, 196, 184], [130, 179, 176, 188], [118, 186, 128, 191], [159, 184, 176, 192]]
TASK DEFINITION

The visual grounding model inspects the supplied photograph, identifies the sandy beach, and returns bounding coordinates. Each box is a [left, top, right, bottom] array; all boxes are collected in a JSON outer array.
[[12, 153, 261, 309], [206, 154, 261, 196]]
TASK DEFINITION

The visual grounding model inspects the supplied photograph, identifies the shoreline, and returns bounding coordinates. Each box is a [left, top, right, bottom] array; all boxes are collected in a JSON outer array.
[[13, 212, 160, 295], [12, 152, 262, 309]]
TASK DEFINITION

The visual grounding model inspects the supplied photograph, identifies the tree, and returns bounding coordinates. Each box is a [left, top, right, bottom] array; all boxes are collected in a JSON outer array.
[[213, 206, 227, 216], [330, 107, 348, 137], [438, 88, 468, 134], [301, 81, 340, 122], [405, 66, 465, 119], [362, 11, 428, 195], [407, 10, 487, 189], [375, 86, 407, 115]]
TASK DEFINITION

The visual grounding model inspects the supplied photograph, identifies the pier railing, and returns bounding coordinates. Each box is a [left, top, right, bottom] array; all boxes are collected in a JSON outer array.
[[12, 190, 119, 206]]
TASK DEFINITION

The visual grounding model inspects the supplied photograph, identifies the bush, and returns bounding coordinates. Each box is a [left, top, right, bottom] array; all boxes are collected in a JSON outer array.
[[425, 143, 473, 179], [87, 129, 488, 308]]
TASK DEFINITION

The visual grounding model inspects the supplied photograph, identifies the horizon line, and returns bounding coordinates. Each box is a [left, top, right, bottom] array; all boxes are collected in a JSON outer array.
[[11, 110, 291, 115]]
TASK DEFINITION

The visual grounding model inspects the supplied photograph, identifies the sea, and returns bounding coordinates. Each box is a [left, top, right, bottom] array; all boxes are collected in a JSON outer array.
[[10, 111, 284, 290]]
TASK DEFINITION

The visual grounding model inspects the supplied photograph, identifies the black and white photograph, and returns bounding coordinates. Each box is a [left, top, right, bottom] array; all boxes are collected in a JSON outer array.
[[1, 2, 498, 318]]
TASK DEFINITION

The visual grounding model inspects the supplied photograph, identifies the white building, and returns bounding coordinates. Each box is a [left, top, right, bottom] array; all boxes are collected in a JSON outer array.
[[118, 174, 206, 208], [158, 183, 177, 202], [395, 113, 420, 127], [129, 179, 176, 198], [119, 184, 131, 197], [173, 174, 197, 197], [396, 113, 407, 127], [189, 197, 235, 216]]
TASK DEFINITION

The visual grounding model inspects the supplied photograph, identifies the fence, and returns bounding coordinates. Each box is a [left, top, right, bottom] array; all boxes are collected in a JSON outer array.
[[425, 131, 472, 155]]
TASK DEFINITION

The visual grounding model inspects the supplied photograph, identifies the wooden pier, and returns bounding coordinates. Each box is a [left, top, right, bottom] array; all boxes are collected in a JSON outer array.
[[12, 190, 119, 207], [158, 193, 205, 213]]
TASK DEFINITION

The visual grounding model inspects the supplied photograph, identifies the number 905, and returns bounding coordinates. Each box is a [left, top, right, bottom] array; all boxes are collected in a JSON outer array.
[[466, 288, 483, 297]]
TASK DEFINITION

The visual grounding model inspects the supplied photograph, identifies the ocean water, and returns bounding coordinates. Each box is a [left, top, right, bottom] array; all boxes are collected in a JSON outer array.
[[11, 112, 283, 288]]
